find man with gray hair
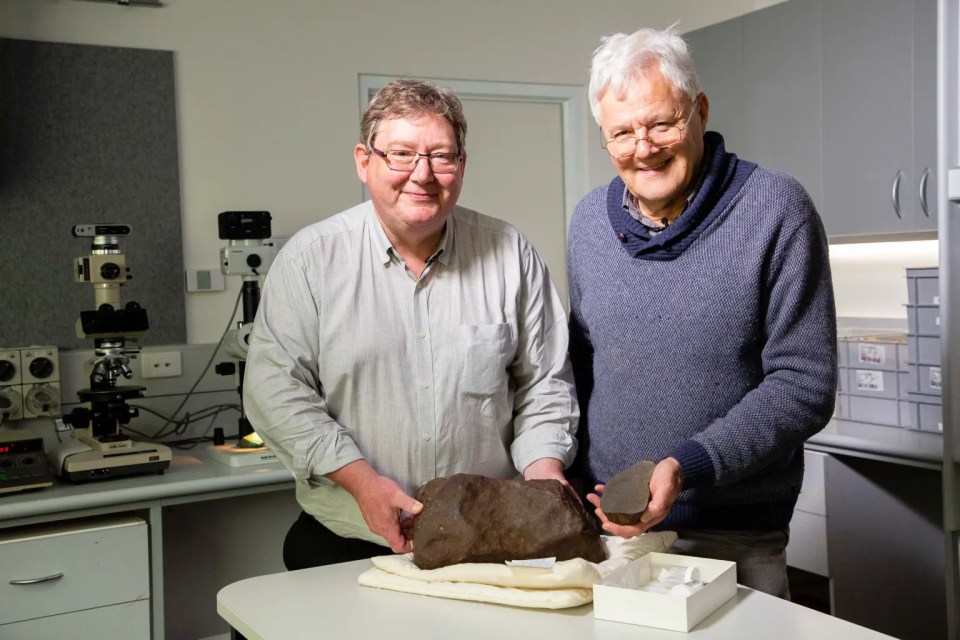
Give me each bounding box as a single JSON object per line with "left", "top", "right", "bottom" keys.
{"left": 568, "top": 28, "right": 837, "bottom": 598}
{"left": 245, "top": 78, "right": 578, "bottom": 569}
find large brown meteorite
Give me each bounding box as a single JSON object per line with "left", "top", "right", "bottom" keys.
{"left": 600, "top": 460, "right": 656, "bottom": 525}
{"left": 412, "top": 474, "right": 605, "bottom": 570}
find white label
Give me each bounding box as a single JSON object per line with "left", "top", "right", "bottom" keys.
{"left": 506, "top": 557, "right": 556, "bottom": 568}
{"left": 934, "top": 296, "right": 940, "bottom": 305}
{"left": 856, "top": 370, "right": 884, "bottom": 392}
{"left": 930, "top": 367, "right": 942, "bottom": 390}
{"left": 858, "top": 343, "right": 885, "bottom": 366}
{"left": 936, "top": 316, "right": 941, "bottom": 326}
{"left": 939, "top": 422, "right": 943, "bottom": 432}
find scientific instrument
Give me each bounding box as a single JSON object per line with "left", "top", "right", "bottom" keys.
{"left": 207, "top": 211, "right": 280, "bottom": 467}
{"left": 57, "top": 223, "right": 172, "bottom": 482}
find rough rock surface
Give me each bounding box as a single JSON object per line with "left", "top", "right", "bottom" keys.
{"left": 412, "top": 474, "right": 605, "bottom": 570}
{"left": 600, "top": 460, "right": 656, "bottom": 525}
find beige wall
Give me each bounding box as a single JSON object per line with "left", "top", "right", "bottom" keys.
{"left": 0, "top": 0, "right": 782, "bottom": 343}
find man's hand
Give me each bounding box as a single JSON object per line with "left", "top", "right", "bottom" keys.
{"left": 523, "top": 457, "right": 568, "bottom": 485}
{"left": 328, "top": 460, "right": 423, "bottom": 553}
{"left": 523, "top": 457, "right": 582, "bottom": 503}
{"left": 586, "top": 457, "right": 683, "bottom": 537}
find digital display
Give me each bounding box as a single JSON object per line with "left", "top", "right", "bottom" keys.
{"left": 0, "top": 438, "right": 42, "bottom": 455}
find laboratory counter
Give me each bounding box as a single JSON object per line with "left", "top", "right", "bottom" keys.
{"left": 0, "top": 450, "right": 297, "bottom": 639}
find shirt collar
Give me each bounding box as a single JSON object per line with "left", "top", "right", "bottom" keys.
{"left": 367, "top": 203, "right": 452, "bottom": 267}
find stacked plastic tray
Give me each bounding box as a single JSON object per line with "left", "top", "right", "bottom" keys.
{"left": 904, "top": 267, "right": 942, "bottom": 433}
{"left": 835, "top": 267, "right": 942, "bottom": 434}
{"left": 836, "top": 334, "right": 911, "bottom": 428}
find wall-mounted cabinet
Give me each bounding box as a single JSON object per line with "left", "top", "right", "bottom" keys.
{"left": 822, "top": 0, "right": 937, "bottom": 236}
{"left": 686, "top": 0, "right": 937, "bottom": 238}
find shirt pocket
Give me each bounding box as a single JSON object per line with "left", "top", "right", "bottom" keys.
{"left": 459, "top": 323, "right": 515, "bottom": 397}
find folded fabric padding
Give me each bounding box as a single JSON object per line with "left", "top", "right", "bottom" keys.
{"left": 357, "top": 531, "right": 678, "bottom": 609}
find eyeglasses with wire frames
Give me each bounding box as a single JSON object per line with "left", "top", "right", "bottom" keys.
{"left": 601, "top": 101, "right": 701, "bottom": 159}
{"left": 369, "top": 146, "right": 463, "bottom": 174}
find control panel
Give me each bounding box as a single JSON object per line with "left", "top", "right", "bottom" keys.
{"left": 0, "top": 433, "right": 54, "bottom": 494}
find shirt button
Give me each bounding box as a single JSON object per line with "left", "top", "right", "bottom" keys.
{"left": 419, "top": 330, "right": 427, "bottom": 339}
{"left": 423, "top": 433, "right": 432, "bottom": 442}
{"left": 421, "top": 382, "right": 429, "bottom": 389}
{"left": 617, "top": 233, "right": 628, "bottom": 242}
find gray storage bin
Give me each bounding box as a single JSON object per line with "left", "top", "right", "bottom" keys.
{"left": 847, "top": 368, "right": 900, "bottom": 399}
{"left": 833, "top": 391, "right": 849, "bottom": 421}
{"left": 906, "top": 304, "right": 941, "bottom": 336}
{"left": 915, "top": 364, "right": 942, "bottom": 395}
{"left": 900, "top": 369, "right": 914, "bottom": 395}
{"left": 841, "top": 336, "right": 908, "bottom": 371}
{"left": 844, "top": 393, "right": 900, "bottom": 426}
{"left": 906, "top": 267, "right": 939, "bottom": 306}
{"left": 907, "top": 334, "right": 941, "bottom": 366}
{"left": 909, "top": 397, "right": 943, "bottom": 433}
{"left": 899, "top": 399, "right": 913, "bottom": 428}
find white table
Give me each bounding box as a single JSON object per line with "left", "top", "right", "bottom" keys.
{"left": 218, "top": 559, "right": 895, "bottom": 640}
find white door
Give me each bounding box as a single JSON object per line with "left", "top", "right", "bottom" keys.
{"left": 457, "top": 98, "right": 568, "bottom": 302}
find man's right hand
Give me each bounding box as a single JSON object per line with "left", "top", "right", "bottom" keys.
{"left": 328, "top": 460, "right": 424, "bottom": 553}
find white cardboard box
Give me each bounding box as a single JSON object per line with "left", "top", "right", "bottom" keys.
{"left": 593, "top": 552, "right": 737, "bottom": 632}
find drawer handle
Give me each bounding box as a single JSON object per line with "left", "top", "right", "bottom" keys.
{"left": 9, "top": 572, "right": 64, "bottom": 585}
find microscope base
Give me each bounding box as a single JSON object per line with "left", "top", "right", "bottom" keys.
{"left": 58, "top": 440, "right": 172, "bottom": 483}
{"left": 205, "top": 443, "right": 280, "bottom": 468}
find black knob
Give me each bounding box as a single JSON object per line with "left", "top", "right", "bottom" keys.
{"left": 29, "top": 357, "right": 55, "bottom": 379}
{"left": 0, "top": 359, "right": 15, "bottom": 382}
{"left": 246, "top": 254, "right": 263, "bottom": 268}
{"left": 215, "top": 362, "right": 237, "bottom": 376}
{"left": 100, "top": 262, "right": 122, "bottom": 280}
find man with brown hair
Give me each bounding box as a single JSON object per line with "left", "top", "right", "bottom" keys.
{"left": 245, "top": 79, "right": 578, "bottom": 569}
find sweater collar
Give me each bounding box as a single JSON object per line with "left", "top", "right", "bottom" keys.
{"left": 606, "top": 131, "right": 756, "bottom": 261}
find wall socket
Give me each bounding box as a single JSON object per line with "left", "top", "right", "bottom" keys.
{"left": 140, "top": 351, "right": 183, "bottom": 379}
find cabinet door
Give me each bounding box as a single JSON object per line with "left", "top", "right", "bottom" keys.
{"left": 821, "top": 0, "right": 914, "bottom": 236}
{"left": 0, "top": 600, "right": 150, "bottom": 640}
{"left": 913, "top": 0, "right": 938, "bottom": 231}
{"left": 686, "top": 17, "right": 747, "bottom": 155}
{"left": 743, "top": 0, "right": 823, "bottom": 212}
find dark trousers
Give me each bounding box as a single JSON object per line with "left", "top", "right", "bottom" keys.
{"left": 283, "top": 510, "right": 389, "bottom": 570}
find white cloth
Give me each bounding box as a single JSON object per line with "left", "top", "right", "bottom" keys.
{"left": 357, "top": 532, "right": 678, "bottom": 609}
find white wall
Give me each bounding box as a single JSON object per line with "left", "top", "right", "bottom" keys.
{"left": 830, "top": 240, "right": 939, "bottom": 320}
{"left": 0, "top": 0, "right": 782, "bottom": 343}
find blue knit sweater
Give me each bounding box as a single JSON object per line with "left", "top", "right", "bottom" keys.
{"left": 568, "top": 133, "right": 837, "bottom": 531}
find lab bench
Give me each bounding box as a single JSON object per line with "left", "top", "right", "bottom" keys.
{"left": 0, "top": 450, "right": 297, "bottom": 640}
{"left": 802, "top": 419, "right": 945, "bottom": 640}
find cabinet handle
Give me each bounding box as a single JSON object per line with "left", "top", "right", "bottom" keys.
{"left": 9, "top": 572, "right": 64, "bottom": 585}
{"left": 919, "top": 167, "right": 931, "bottom": 217}
{"left": 891, "top": 170, "right": 903, "bottom": 219}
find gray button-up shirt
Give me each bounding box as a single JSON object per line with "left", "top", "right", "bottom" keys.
{"left": 244, "top": 200, "right": 578, "bottom": 544}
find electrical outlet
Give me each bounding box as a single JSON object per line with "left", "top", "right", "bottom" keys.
{"left": 141, "top": 351, "right": 183, "bottom": 379}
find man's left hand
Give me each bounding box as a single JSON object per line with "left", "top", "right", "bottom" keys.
{"left": 586, "top": 457, "right": 683, "bottom": 537}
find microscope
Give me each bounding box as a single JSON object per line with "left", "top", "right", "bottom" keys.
{"left": 207, "top": 211, "right": 280, "bottom": 467}
{"left": 56, "top": 224, "right": 172, "bottom": 482}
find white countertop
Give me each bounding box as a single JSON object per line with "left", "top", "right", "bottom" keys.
{"left": 0, "top": 448, "right": 293, "bottom": 524}
{"left": 217, "top": 559, "right": 895, "bottom": 640}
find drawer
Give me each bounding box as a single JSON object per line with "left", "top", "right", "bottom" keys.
{"left": 0, "top": 600, "right": 150, "bottom": 639}
{"left": 787, "top": 510, "right": 829, "bottom": 577}
{"left": 0, "top": 514, "right": 148, "bottom": 625}
{"left": 796, "top": 451, "right": 826, "bottom": 516}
